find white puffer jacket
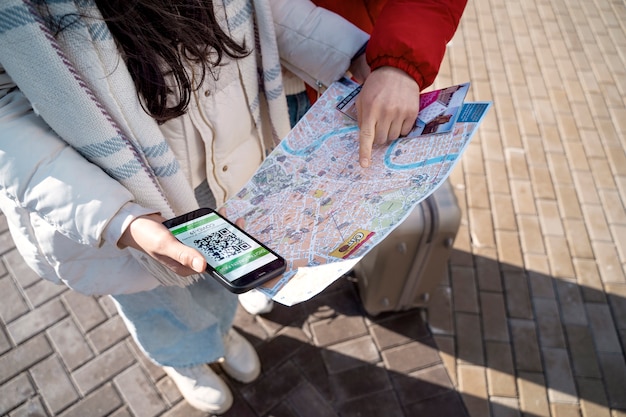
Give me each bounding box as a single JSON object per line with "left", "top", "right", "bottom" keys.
{"left": 0, "top": 0, "right": 367, "bottom": 296}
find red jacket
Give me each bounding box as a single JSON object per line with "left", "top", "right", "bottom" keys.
{"left": 313, "top": 0, "right": 467, "bottom": 90}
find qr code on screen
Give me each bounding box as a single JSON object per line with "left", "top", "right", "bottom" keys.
{"left": 194, "top": 228, "right": 251, "bottom": 262}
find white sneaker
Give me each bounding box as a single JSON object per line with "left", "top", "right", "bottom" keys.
{"left": 219, "top": 329, "right": 261, "bottom": 383}
{"left": 163, "top": 364, "right": 233, "bottom": 414}
{"left": 238, "top": 289, "right": 274, "bottom": 315}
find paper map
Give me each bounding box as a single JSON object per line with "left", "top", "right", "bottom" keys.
{"left": 222, "top": 78, "right": 491, "bottom": 305}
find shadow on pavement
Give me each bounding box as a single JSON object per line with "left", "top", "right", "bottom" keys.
{"left": 214, "top": 249, "right": 626, "bottom": 417}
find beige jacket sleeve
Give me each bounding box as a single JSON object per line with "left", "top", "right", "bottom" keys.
{"left": 270, "top": 0, "right": 369, "bottom": 89}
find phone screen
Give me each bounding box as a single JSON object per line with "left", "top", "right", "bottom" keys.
{"left": 168, "top": 211, "right": 279, "bottom": 283}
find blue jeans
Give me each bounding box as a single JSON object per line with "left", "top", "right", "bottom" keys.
{"left": 112, "top": 278, "right": 238, "bottom": 367}
{"left": 287, "top": 91, "right": 312, "bottom": 128}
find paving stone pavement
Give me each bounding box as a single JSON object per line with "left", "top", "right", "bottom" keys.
{"left": 1, "top": 0, "right": 626, "bottom": 415}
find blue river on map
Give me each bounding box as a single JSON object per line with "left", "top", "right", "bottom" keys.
{"left": 384, "top": 140, "right": 459, "bottom": 170}
{"left": 280, "top": 126, "right": 358, "bottom": 156}
{"left": 280, "top": 124, "right": 459, "bottom": 171}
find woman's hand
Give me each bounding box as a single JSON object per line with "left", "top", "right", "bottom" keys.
{"left": 118, "top": 213, "right": 207, "bottom": 276}
{"left": 118, "top": 209, "right": 246, "bottom": 277}
{"left": 348, "top": 50, "right": 371, "bottom": 84}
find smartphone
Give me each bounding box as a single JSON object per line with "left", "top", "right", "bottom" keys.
{"left": 163, "top": 207, "right": 286, "bottom": 294}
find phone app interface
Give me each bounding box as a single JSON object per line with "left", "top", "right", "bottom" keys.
{"left": 169, "top": 213, "right": 278, "bottom": 282}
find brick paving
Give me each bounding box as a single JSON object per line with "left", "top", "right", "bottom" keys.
{"left": 1, "top": 0, "right": 625, "bottom": 415}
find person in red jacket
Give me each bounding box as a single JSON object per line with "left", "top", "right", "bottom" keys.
{"left": 241, "top": 0, "right": 468, "bottom": 316}
{"left": 315, "top": 0, "right": 468, "bottom": 168}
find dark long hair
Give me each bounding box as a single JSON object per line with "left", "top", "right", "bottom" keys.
{"left": 94, "top": 0, "right": 249, "bottom": 123}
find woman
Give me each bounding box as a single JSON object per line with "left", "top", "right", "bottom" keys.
{"left": 0, "top": 0, "right": 368, "bottom": 413}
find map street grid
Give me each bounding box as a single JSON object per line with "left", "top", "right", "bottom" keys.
{"left": 222, "top": 78, "right": 492, "bottom": 305}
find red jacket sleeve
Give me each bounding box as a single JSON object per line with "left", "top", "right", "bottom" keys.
{"left": 367, "top": 0, "right": 468, "bottom": 89}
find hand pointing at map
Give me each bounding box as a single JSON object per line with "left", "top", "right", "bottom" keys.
{"left": 321, "top": 0, "right": 468, "bottom": 169}
{"left": 354, "top": 66, "right": 421, "bottom": 168}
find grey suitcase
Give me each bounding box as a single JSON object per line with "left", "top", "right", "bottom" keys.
{"left": 353, "top": 179, "right": 461, "bottom": 316}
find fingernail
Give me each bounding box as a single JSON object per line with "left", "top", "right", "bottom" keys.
{"left": 192, "top": 258, "right": 204, "bottom": 272}
{"left": 360, "top": 158, "right": 370, "bottom": 168}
